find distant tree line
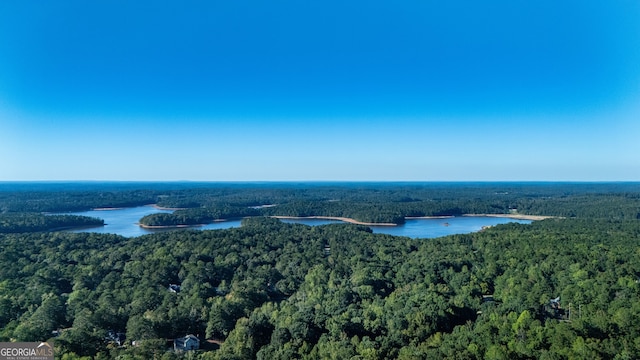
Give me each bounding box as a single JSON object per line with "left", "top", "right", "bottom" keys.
{"left": 0, "top": 190, "right": 157, "bottom": 212}
{"left": 2, "top": 182, "right": 639, "bottom": 219}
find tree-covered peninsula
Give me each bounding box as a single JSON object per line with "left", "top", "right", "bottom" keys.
{"left": 0, "top": 213, "right": 104, "bottom": 233}
{"left": 139, "top": 207, "right": 260, "bottom": 228}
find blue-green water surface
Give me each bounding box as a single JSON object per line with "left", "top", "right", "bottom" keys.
{"left": 55, "top": 206, "right": 531, "bottom": 238}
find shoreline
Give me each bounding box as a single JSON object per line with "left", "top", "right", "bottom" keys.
{"left": 138, "top": 223, "right": 205, "bottom": 229}
{"left": 137, "top": 213, "right": 553, "bottom": 229}
{"left": 50, "top": 224, "right": 106, "bottom": 231}
{"left": 138, "top": 217, "right": 243, "bottom": 229}
{"left": 462, "top": 213, "right": 555, "bottom": 221}
{"left": 271, "top": 215, "right": 398, "bottom": 227}
{"left": 405, "top": 215, "right": 455, "bottom": 220}
{"left": 149, "top": 204, "right": 187, "bottom": 211}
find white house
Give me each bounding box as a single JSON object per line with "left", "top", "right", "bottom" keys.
{"left": 174, "top": 334, "right": 200, "bottom": 351}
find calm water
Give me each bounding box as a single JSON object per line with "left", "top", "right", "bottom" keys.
{"left": 281, "top": 217, "right": 531, "bottom": 237}
{"left": 371, "top": 216, "right": 531, "bottom": 238}
{"left": 55, "top": 206, "right": 531, "bottom": 238}
{"left": 54, "top": 206, "right": 174, "bottom": 237}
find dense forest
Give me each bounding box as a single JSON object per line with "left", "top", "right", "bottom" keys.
{"left": 0, "top": 213, "right": 104, "bottom": 233}
{"left": 0, "top": 182, "right": 639, "bottom": 359}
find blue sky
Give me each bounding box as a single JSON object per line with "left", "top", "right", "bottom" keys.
{"left": 1, "top": 1, "right": 639, "bottom": 181}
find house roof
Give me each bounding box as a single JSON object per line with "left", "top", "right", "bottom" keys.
{"left": 175, "top": 334, "right": 199, "bottom": 347}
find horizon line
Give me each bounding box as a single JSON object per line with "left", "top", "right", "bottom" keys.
{"left": 1, "top": 180, "right": 638, "bottom": 184}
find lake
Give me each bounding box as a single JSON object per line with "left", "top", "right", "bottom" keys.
{"left": 54, "top": 206, "right": 174, "bottom": 237}
{"left": 55, "top": 206, "right": 532, "bottom": 238}
{"left": 279, "top": 217, "right": 531, "bottom": 238}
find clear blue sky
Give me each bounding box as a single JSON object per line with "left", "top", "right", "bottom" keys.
{"left": 1, "top": 1, "right": 639, "bottom": 181}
